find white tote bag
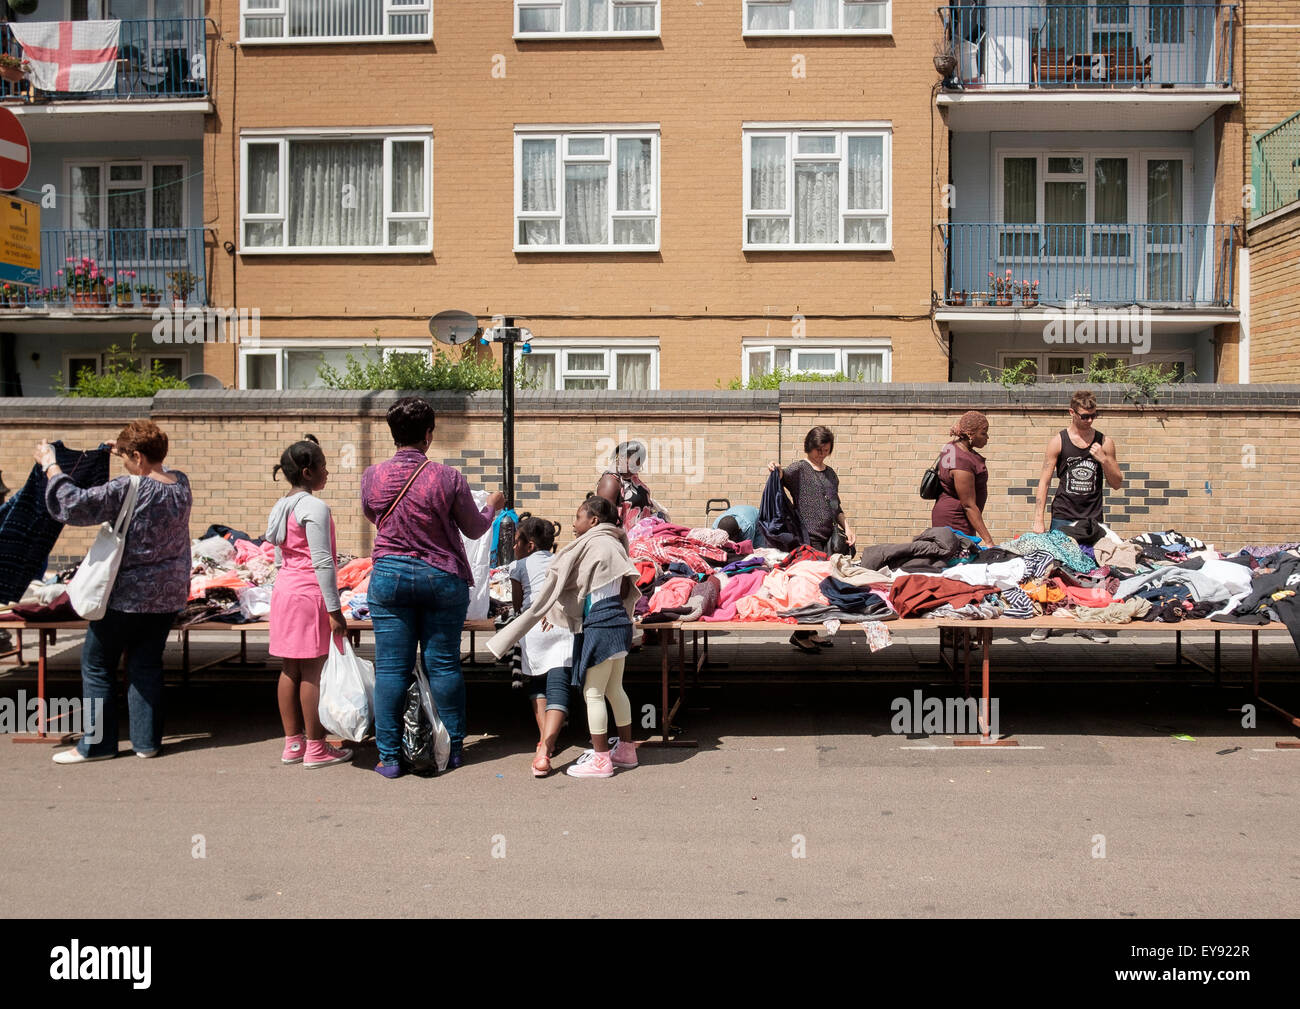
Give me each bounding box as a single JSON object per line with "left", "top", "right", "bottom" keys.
{"left": 461, "top": 489, "right": 492, "bottom": 620}
{"left": 67, "top": 476, "right": 141, "bottom": 621}
{"left": 318, "top": 636, "right": 376, "bottom": 742}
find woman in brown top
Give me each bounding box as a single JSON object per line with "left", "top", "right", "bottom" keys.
{"left": 930, "top": 411, "right": 993, "bottom": 544}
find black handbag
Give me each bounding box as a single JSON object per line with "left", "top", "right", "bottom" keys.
{"left": 826, "top": 523, "right": 855, "bottom": 558}
{"left": 919, "top": 450, "right": 946, "bottom": 500}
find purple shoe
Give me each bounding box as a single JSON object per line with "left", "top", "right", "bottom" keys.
{"left": 374, "top": 760, "right": 403, "bottom": 779}
{"left": 446, "top": 744, "right": 464, "bottom": 770}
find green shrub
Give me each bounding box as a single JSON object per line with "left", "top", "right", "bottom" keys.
{"left": 722, "top": 368, "right": 856, "bottom": 390}
{"left": 317, "top": 342, "right": 539, "bottom": 391}
{"left": 56, "top": 340, "right": 189, "bottom": 398}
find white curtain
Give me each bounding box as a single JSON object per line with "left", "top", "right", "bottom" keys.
{"left": 153, "top": 164, "right": 184, "bottom": 227}
{"left": 522, "top": 353, "right": 557, "bottom": 390}
{"left": 289, "top": 0, "right": 382, "bottom": 38}
{"left": 566, "top": 0, "right": 608, "bottom": 31}
{"left": 846, "top": 136, "right": 883, "bottom": 209}
{"left": 616, "top": 353, "right": 653, "bottom": 390}
{"left": 795, "top": 162, "right": 838, "bottom": 243}
{"left": 793, "top": 0, "right": 838, "bottom": 29}
{"left": 748, "top": 137, "right": 788, "bottom": 243}
{"left": 613, "top": 2, "right": 656, "bottom": 30}
{"left": 565, "top": 163, "right": 608, "bottom": 244}
{"left": 288, "top": 140, "right": 383, "bottom": 247}
{"left": 520, "top": 140, "right": 557, "bottom": 244}
{"left": 844, "top": 1, "right": 886, "bottom": 29}
{"left": 71, "top": 167, "right": 102, "bottom": 229}
{"left": 747, "top": 2, "right": 789, "bottom": 30}
{"left": 1002, "top": 157, "right": 1036, "bottom": 222}
{"left": 616, "top": 138, "right": 652, "bottom": 211}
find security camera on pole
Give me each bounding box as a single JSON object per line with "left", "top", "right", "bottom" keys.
{"left": 429, "top": 310, "right": 532, "bottom": 512}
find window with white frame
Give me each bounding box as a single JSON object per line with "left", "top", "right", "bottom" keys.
{"left": 241, "top": 131, "right": 432, "bottom": 252}
{"left": 744, "top": 127, "right": 890, "bottom": 248}
{"left": 515, "top": 128, "right": 659, "bottom": 251}
{"left": 998, "top": 151, "right": 1190, "bottom": 262}
{"left": 517, "top": 342, "right": 659, "bottom": 390}
{"left": 515, "top": 0, "right": 659, "bottom": 36}
{"left": 742, "top": 340, "right": 891, "bottom": 383}
{"left": 64, "top": 349, "right": 189, "bottom": 384}
{"left": 996, "top": 350, "right": 1193, "bottom": 382}
{"left": 744, "top": 0, "right": 889, "bottom": 34}
{"left": 240, "top": 0, "right": 431, "bottom": 43}
{"left": 239, "top": 343, "right": 430, "bottom": 389}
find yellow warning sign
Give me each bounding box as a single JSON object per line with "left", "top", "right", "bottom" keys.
{"left": 0, "top": 195, "right": 39, "bottom": 286}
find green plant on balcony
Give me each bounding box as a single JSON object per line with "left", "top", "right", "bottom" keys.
{"left": 113, "top": 270, "right": 137, "bottom": 307}
{"left": 1015, "top": 278, "right": 1040, "bottom": 307}
{"left": 989, "top": 269, "right": 1015, "bottom": 306}
{"left": 0, "top": 52, "right": 32, "bottom": 85}
{"left": 166, "top": 269, "right": 198, "bottom": 305}
{"left": 55, "top": 337, "right": 190, "bottom": 398}
{"left": 136, "top": 281, "right": 163, "bottom": 307}
{"left": 63, "top": 256, "right": 110, "bottom": 308}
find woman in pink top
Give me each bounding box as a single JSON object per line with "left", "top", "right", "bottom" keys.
{"left": 265, "top": 436, "right": 352, "bottom": 770}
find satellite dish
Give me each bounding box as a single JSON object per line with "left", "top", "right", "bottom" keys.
{"left": 183, "top": 373, "right": 225, "bottom": 390}
{"left": 430, "top": 310, "right": 481, "bottom": 346}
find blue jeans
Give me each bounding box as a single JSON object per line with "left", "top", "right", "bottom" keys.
{"left": 78, "top": 609, "right": 176, "bottom": 757}
{"left": 528, "top": 665, "right": 573, "bottom": 714}
{"left": 368, "top": 555, "right": 470, "bottom": 764}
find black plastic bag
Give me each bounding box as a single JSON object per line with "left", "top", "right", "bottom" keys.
{"left": 401, "top": 681, "right": 438, "bottom": 776}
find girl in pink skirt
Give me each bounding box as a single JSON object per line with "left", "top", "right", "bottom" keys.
{"left": 265, "top": 436, "right": 352, "bottom": 769}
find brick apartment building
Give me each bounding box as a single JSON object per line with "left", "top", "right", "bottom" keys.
{"left": 0, "top": 2, "right": 1289, "bottom": 392}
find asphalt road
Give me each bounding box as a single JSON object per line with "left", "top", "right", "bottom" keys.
{"left": 1, "top": 628, "right": 1297, "bottom": 918}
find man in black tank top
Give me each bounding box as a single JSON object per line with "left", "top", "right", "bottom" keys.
{"left": 1030, "top": 390, "right": 1123, "bottom": 642}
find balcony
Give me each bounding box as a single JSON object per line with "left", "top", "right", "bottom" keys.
{"left": 2, "top": 228, "right": 207, "bottom": 319}
{"left": 937, "top": 221, "right": 1238, "bottom": 330}
{"left": 936, "top": 4, "right": 1238, "bottom": 131}
{"left": 1250, "top": 112, "right": 1300, "bottom": 223}
{"left": 0, "top": 18, "right": 211, "bottom": 142}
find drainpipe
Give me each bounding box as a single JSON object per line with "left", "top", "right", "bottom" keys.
{"left": 1238, "top": 246, "right": 1249, "bottom": 383}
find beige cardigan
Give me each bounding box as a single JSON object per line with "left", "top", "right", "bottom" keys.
{"left": 487, "top": 523, "right": 640, "bottom": 659}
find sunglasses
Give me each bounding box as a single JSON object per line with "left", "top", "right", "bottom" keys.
{"left": 1074, "top": 411, "right": 1098, "bottom": 421}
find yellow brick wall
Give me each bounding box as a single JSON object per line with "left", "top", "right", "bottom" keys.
{"left": 201, "top": 1, "right": 949, "bottom": 387}
{"left": 1246, "top": 208, "right": 1300, "bottom": 380}
{"left": 5, "top": 398, "right": 1297, "bottom": 568}
{"left": 1243, "top": 0, "right": 1300, "bottom": 185}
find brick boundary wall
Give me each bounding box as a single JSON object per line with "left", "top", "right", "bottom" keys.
{"left": 2, "top": 385, "right": 1297, "bottom": 567}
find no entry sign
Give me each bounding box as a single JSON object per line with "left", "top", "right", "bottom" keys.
{"left": 0, "top": 108, "right": 31, "bottom": 192}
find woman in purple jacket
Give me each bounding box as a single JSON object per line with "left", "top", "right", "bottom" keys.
{"left": 361, "top": 397, "right": 504, "bottom": 778}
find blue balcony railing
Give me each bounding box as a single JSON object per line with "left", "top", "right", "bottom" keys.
{"left": 0, "top": 18, "right": 208, "bottom": 101}
{"left": 2, "top": 228, "right": 207, "bottom": 310}
{"left": 1251, "top": 111, "right": 1300, "bottom": 220}
{"left": 938, "top": 4, "right": 1236, "bottom": 89}
{"left": 939, "top": 222, "right": 1235, "bottom": 308}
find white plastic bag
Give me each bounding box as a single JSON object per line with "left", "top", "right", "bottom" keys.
{"left": 413, "top": 654, "right": 451, "bottom": 772}
{"left": 238, "top": 585, "right": 272, "bottom": 620}
{"left": 461, "top": 489, "right": 492, "bottom": 620}
{"left": 68, "top": 476, "right": 140, "bottom": 620}
{"left": 318, "top": 637, "right": 375, "bottom": 742}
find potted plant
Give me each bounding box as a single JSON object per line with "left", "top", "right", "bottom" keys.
{"left": 1018, "top": 279, "right": 1040, "bottom": 308}
{"left": 67, "top": 256, "right": 109, "bottom": 308}
{"left": 166, "top": 269, "right": 197, "bottom": 307}
{"left": 970, "top": 290, "right": 990, "bottom": 307}
{"left": 933, "top": 40, "right": 957, "bottom": 80}
{"left": 0, "top": 53, "right": 31, "bottom": 86}
{"left": 138, "top": 281, "right": 163, "bottom": 308}
{"left": 990, "top": 269, "right": 1015, "bottom": 306}
{"left": 947, "top": 288, "right": 968, "bottom": 306}
{"left": 114, "top": 270, "right": 136, "bottom": 307}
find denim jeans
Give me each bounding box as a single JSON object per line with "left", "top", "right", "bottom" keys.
{"left": 78, "top": 609, "right": 176, "bottom": 758}
{"left": 529, "top": 664, "right": 573, "bottom": 713}
{"left": 368, "top": 555, "right": 470, "bottom": 764}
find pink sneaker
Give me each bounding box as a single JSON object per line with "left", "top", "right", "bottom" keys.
{"left": 281, "top": 734, "right": 305, "bottom": 764}
{"left": 304, "top": 739, "right": 353, "bottom": 769}
{"left": 565, "top": 749, "right": 614, "bottom": 778}
{"left": 610, "top": 740, "right": 638, "bottom": 769}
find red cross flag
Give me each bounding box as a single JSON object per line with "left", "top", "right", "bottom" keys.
{"left": 10, "top": 20, "right": 120, "bottom": 93}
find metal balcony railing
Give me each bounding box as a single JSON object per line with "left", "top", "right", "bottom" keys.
{"left": 938, "top": 4, "right": 1236, "bottom": 90}
{"left": 1251, "top": 111, "right": 1300, "bottom": 220}
{"left": 2, "top": 228, "right": 207, "bottom": 310}
{"left": 0, "top": 18, "right": 208, "bottom": 101}
{"left": 939, "top": 222, "right": 1235, "bottom": 307}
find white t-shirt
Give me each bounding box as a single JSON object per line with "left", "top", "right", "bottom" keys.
{"left": 509, "top": 551, "right": 573, "bottom": 677}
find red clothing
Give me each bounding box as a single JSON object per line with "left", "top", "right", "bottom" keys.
{"left": 889, "top": 574, "right": 997, "bottom": 618}
{"left": 930, "top": 441, "right": 988, "bottom": 536}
